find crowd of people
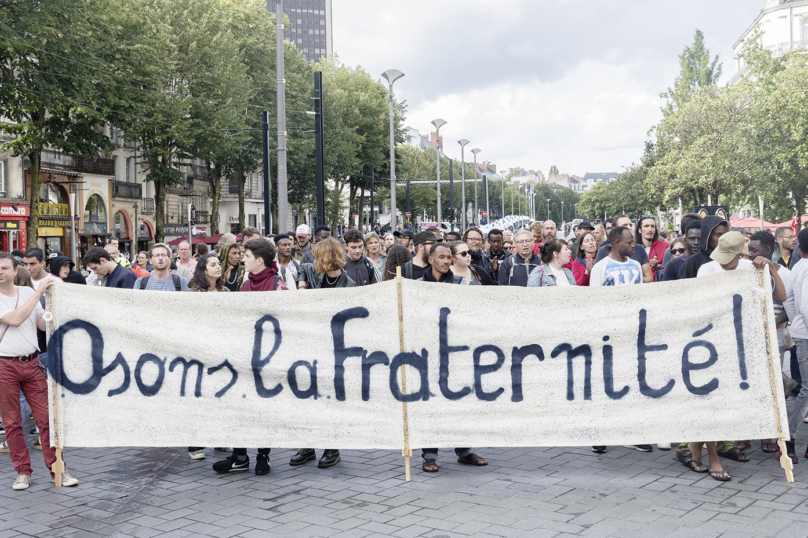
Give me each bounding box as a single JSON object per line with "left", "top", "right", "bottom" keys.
{"left": 0, "top": 214, "right": 805, "bottom": 489}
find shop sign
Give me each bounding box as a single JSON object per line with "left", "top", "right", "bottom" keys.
{"left": 0, "top": 203, "right": 29, "bottom": 217}
{"left": 39, "top": 217, "right": 71, "bottom": 228}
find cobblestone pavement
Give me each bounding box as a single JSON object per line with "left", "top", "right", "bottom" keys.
{"left": 1, "top": 423, "right": 807, "bottom": 538}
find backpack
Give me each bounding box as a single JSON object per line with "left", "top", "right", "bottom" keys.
{"left": 139, "top": 274, "right": 182, "bottom": 291}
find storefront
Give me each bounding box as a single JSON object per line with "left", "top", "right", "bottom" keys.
{"left": 79, "top": 176, "right": 111, "bottom": 260}
{"left": 138, "top": 220, "right": 154, "bottom": 253}
{"left": 38, "top": 182, "right": 70, "bottom": 257}
{"left": 113, "top": 210, "right": 132, "bottom": 255}
{"left": 0, "top": 203, "right": 29, "bottom": 252}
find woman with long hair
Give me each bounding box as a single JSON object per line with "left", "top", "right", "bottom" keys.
{"left": 527, "top": 239, "right": 576, "bottom": 287}
{"left": 449, "top": 241, "right": 494, "bottom": 285}
{"left": 571, "top": 231, "right": 598, "bottom": 286}
{"left": 364, "top": 232, "right": 386, "bottom": 272}
{"left": 382, "top": 245, "right": 412, "bottom": 281}
{"left": 189, "top": 253, "right": 228, "bottom": 292}
{"left": 219, "top": 242, "right": 244, "bottom": 292}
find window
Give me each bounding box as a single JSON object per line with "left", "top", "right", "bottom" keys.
{"left": 803, "top": 17, "right": 808, "bottom": 40}
{"left": 0, "top": 161, "right": 5, "bottom": 195}
{"left": 84, "top": 194, "right": 107, "bottom": 234}
{"left": 126, "top": 157, "right": 133, "bottom": 182}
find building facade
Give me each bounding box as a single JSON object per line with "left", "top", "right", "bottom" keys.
{"left": 267, "top": 0, "right": 333, "bottom": 63}
{"left": 731, "top": 0, "right": 808, "bottom": 84}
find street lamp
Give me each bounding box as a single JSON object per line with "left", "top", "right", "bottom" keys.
{"left": 575, "top": 203, "right": 578, "bottom": 219}
{"left": 483, "top": 160, "right": 491, "bottom": 222}
{"left": 458, "top": 139, "right": 469, "bottom": 230}
{"left": 382, "top": 69, "right": 404, "bottom": 231}
{"left": 431, "top": 119, "right": 447, "bottom": 223}
{"left": 547, "top": 198, "right": 550, "bottom": 220}
{"left": 471, "top": 148, "right": 481, "bottom": 225}
{"left": 561, "top": 201, "right": 564, "bottom": 225}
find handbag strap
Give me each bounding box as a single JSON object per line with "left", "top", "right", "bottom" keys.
{"left": 0, "top": 289, "right": 20, "bottom": 345}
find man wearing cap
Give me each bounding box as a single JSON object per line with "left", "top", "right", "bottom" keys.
{"left": 570, "top": 221, "right": 595, "bottom": 259}
{"left": 401, "top": 231, "right": 442, "bottom": 281}
{"left": 300, "top": 226, "right": 331, "bottom": 265}
{"left": 292, "top": 224, "right": 312, "bottom": 261}
{"left": 684, "top": 231, "right": 786, "bottom": 479}
{"left": 394, "top": 229, "right": 414, "bottom": 255}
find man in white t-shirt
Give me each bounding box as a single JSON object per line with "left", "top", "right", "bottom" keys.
{"left": 588, "top": 226, "right": 652, "bottom": 454}
{"left": 0, "top": 253, "right": 78, "bottom": 490}
{"left": 590, "top": 226, "right": 643, "bottom": 287}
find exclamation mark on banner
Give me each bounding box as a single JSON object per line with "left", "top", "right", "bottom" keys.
{"left": 733, "top": 294, "right": 749, "bottom": 390}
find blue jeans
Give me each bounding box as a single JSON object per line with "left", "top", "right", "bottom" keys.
{"left": 788, "top": 339, "right": 808, "bottom": 438}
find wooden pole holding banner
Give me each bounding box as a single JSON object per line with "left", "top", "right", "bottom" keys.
{"left": 395, "top": 267, "right": 412, "bottom": 481}
{"left": 758, "top": 267, "right": 794, "bottom": 483}
{"left": 44, "top": 288, "right": 65, "bottom": 486}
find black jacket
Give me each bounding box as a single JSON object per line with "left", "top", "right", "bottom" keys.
{"left": 682, "top": 216, "right": 728, "bottom": 279}
{"left": 344, "top": 255, "right": 380, "bottom": 286}
{"left": 401, "top": 260, "right": 429, "bottom": 280}
{"left": 470, "top": 250, "right": 493, "bottom": 281}
{"left": 418, "top": 267, "right": 465, "bottom": 284}
{"left": 299, "top": 263, "right": 356, "bottom": 289}
{"left": 49, "top": 256, "right": 86, "bottom": 285}
{"left": 106, "top": 263, "right": 137, "bottom": 289}
{"left": 498, "top": 252, "right": 542, "bottom": 287}
{"left": 484, "top": 248, "right": 511, "bottom": 283}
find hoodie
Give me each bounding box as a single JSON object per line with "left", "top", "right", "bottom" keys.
{"left": 681, "top": 216, "right": 728, "bottom": 280}
{"left": 49, "top": 256, "right": 86, "bottom": 285}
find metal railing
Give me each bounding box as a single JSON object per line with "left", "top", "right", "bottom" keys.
{"left": 24, "top": 149, "right": 115, "bottom": 176}
{"left": 185, "top": 165, "right": 207, "bottom": 180}
{"left": 195, "top": 210, "right": 210, "bottom": 224}
{"left": 766, "top": 38, "right": 808, "bottom": 57}
{"left": 40, "top": 203, "right": 69, "bottom": 216}
{"left": 112, "top": 180, "right": 142, "bottom": 199}
{"left": 142, "top": 197, "right": 155, "bottom": 214}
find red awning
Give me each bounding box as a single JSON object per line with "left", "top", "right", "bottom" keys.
{"left": 729, "top": 217, "right": 779, "bottom": 231}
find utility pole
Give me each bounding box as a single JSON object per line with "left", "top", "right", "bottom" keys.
{"left": 406, "top": 180, "right": 411, "bottom": 226}
{"left": 314, "top": 72, "right": 325, "bottom": 226}
{"left": 262, "top": 110, "right": 271, "bottom": 235}
{"left": 369, "top": 162, "right": 374, "bottom": 230}
{"left": 483, "top": 174, "right": 490, "bottom": 223}
{"left": 449, "top": 158, "right": 454, "bottom": 230}
{"left": 276, "top": 2, "right": 288, "bottom": 233}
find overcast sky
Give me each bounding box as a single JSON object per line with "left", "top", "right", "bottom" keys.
{"left": 333, "top": 0, "right": 766, "bottom": 177}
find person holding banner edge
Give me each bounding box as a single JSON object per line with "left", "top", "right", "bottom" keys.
{"left": 0, "top": 253, "right": 78, "bottom": 490}
{"left": 417, "top": 242, "right": 487, "bottom": 472}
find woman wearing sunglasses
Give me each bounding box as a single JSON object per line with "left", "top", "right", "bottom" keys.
{"left": 449, "top": 241, "right": 494, "bottom": 285}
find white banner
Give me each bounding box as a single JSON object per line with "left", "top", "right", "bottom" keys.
{"left": 46, "top": 267, "right": 788, "bottom": 449}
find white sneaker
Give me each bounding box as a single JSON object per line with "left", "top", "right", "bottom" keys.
{"left": 657, "top": 443, "right": 672, "bottom": 450}
{"left": 12, "top": 474, "right": 30, "bottom": 490}
{"left": 803, "top": 416, "right": 808, "bottom": 424}
{"left": 188, "top": 450, "right": 206, "bottom": 460}
{"left": 0, "top": 441, "right": 8, "bottom": 453}
{"left": 52, "top": 472, "right": 79, "bottom": 487}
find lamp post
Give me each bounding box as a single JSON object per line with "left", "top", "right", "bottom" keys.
{"left": 471, "top": 148, "right": 481, "bottom": 225}
{"left": 483, "top": 160, "right": 491, "bottom": 221}
{"left": 458, "top": 139, "right": 469, "bottom": 230}
{"left": 382, "top": 69, "right": 404, "bottom": 231}
{"left": 575, "top": 203, "right": 578, "bottom": 219}
{"left": 431, "top": 119, "right": 446, "bottom": 222}
{"left": 547, "top": 198, "right": 550, "bottom": 220}
{"left": 561, "top": 201, "right": 564, "bottom": 225}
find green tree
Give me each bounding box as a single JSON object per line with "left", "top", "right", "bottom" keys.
{"left": 549, "top": 165, "right": 559, "bottom": 175}
{"left": 661, "top": 29, "right": 722, "bottom": 117}
{"left": 0, "top": 0, "right": 164, "bottom": 246}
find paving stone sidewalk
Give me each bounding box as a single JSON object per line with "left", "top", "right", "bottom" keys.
{"left": 0, "top": 425, "right": 806, "bottom": 538}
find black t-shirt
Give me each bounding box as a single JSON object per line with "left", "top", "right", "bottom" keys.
{"left": 411, "top": 264, "right": 427, "bottom": 281}
{"left": 320, "top": 276, "right": 337, "bottom": 289}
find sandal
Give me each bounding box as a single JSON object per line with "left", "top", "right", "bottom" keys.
{"left": 734, "top": 440, "right": 752, "bottom": 451}
{"left": 457, "top": 452, "right": 488, "bottom": 466}
{"left": 709, "top": 469, "right": 731, "bottom": 482}
{"left": 719, "top": 447, "right": 749, "bottom": 462}
{"left": 686, "top": 459, "right": 709, "bottom": 473}
{"left": 762, "top": 441, "right": 778, "bottom": 454}
{"left": 676, "top": 449, "right": 692, "bottom": 466}
{"left": 422, "top": 458, "right": 438, "bottom": 473}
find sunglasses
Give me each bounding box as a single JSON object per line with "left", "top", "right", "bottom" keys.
{"left": 671, "top": 248, "right": 686, "bottom": 255}
{"left": 456, "top": 251, "right": 470, "bottom": 257}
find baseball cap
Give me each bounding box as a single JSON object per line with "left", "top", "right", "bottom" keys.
{"left": 413, "top": 230, "right": 438, "bottom": 246}
{"left": 48, "top": 251, "right": 63, "bottom": 260}
{"left": 710, "top": 231, "right": 746, "bottom": 265}
{"left": 295, "top": 224, "right": 311, "bottom": 236}
{"left": 578, "top": 221, "right": 594, "bottom": 230}
{"left": 394, "top": 229, "right": 414, "bottom": 240}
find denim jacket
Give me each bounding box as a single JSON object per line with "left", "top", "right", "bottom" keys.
{"left": 526, "top": 264, "right": 576, "bottom": 287}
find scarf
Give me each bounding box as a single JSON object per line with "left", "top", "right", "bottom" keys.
{"left": 243, "top": 263, "right": 280, "bottom": 292}
{"left": 469, "top": 249, "right": 485, "bottom": 268}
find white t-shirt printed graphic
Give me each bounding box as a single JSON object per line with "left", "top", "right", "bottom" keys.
{"left": 590, "top": 258, "right": 643, "bottom": 287}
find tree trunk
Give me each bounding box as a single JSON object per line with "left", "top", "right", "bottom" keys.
{"left": 26, "top": 149, "right": 42, "bottom": 248}
{"left": 208, "top": 161, "right": 221, "bottom": 236}
{"left": 348, "top": 182, "right": 357, "bottom": 228}
{"left": 237, "top": 169, "right": 246, "bottom": 231}
{"left": 154, "top": 177, "right": 166, "bottom": 243}
{"left": 358, "top": 189, "right": 365, "bottom": 230}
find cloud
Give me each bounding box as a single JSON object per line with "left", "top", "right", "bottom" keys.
{"left": 333, "top": 0, "right": 764, "bottom": 174}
